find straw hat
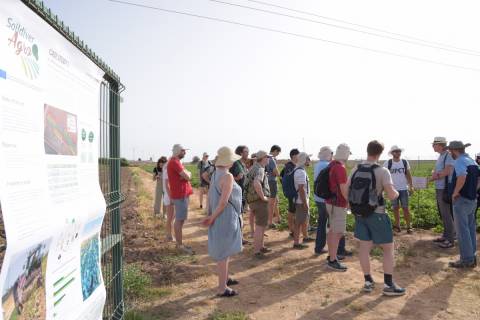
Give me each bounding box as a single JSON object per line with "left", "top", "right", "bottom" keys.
{"left": 255, "top": 150, "right": 268, "bottom": 160}
{"left": 215, "top": 146, "right": 240, "bottom": 167}
{"left": 388, "top": 145, "right": 404, "bottom": 155}
{"left": 432, "top": 137, "right": 447, "bottom": 145}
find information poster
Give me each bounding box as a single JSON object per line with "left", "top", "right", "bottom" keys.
{"left": 0, "top": 1, "right": 107, "bottom": 319}
{"left": 412, "top": 177, "right": 428, "bottom": 190}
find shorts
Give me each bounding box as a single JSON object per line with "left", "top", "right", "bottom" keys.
{"left": 200, "top": 179, "right": 209, "bottom": 188}
{"left": 354, "top": 213, "right": 393, "bottom": 245}
{"left": 287, "top": 197, "right": 296, "bottom": 213}
{"left": 326, "top": 204, "right": 347, "bottom": 233}
{"left": 268, "top": 180, "right": 278, "bottom": 198}
{"left": 173, "top": 197, "right": 189, "bottom": 221}
{"left": 295, "top": 204, "right": 309, "bottom": 225}
{"left": 163, "top": 191, "right": 171, "bottom": 206}
{"left": 250, "top": 200, "right": 269, "bottom": 227}
{"left": 392, "top": 190, "right": 409, "bottom": 209}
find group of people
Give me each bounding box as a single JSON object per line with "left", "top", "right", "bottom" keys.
{"left": 152, "top": 138, "right": 480, "bottom": 298}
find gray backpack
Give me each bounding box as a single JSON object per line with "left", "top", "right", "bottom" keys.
{"left": 348, "top": 164, "right": 384, "bottom": 217}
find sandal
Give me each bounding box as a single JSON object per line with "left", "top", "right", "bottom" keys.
{"left": 433, "top": 237, "right": 446, "bottom": 243}
{"left": 227, "top": 278, "right": 239, "bottom": 286}
{"left": 260, "top": 247, "right": 272, "bottom": 253}
{"left": 438, "top": 240, "right": 454, "bottom": 249}
{"left": 393, "top": 226, "right": 401, "bottom": 233}
{"left": 254, "top": 252, "right": 267, "bottom": 259}
{"left": 217, "top": 288, "right": 238, "bottom": 297}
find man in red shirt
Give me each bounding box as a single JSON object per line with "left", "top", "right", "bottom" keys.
{"left": 167, "top": 144, "right": 194, "bottom": 254}
{"left": 325, "top": 143, "right": 351, "bottom": 272}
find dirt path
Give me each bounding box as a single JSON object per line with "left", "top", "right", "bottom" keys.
{"left": 126, "top": 167, "right": 480, "bottom": 320}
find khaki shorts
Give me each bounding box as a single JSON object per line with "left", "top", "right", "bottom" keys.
{"left": 250, "top": 200, "right": 269, "bottom": 227}
{"left": 326, "top": 204, "right": 347, "bottom": 234}
{"left": 295, "top": 204, "right": 309, "bottom": 226}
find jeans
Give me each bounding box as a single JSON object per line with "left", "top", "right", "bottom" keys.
{"left": 315, "top": 202, "right": 346, "bottom": 254}
{"left": 453, "top": 196, "right": 477, "bottom": 263}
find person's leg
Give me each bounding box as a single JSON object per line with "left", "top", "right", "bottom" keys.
{"left": 274, "top": 197, "right": 281, "bottom": 224}
{"left": 468, "top": 206, "right": 477, "bottom": 260}
{"left": 217, "top": 258, "right": 228, "bottom": 293}
{"left": 249, "top": 210, "right": 255, "bottom": 237}
{"left": 302, "top": 222, "right": 308, "bottom": 238}
{"left": 154, "top": 183, "right": 162, "bottom": 215}
{"left": 166, "top": 205, "right": 174, "bottom": 239}
{"left": 174, "top": 219, "right": 184, "bottom": 246}
{"left": 315, "top": 202, "right": 328, "bottom": 253}
{"left": 293, "top": 221, "right": 301, "bottom": 245}
{"left": 268, "top": 198, "right": 275, "bottom": 226}
{"left": 327, "top": 231, "right": 341, "bottom": 261}
{"left": 288, "top": 212, "right": 294, "bottom": 233}
{"left": 403, "top": 207, "right": 411, "bottom": 229}
{"left": 254, "top": 225, "right": 265, "bottom": 253}
{"left": 393, "top": 206, "right": 401, "bottom": 229}
{"left": 358, "top": 240, "right": 373, "bottom": 275}
{"left": 381, "top": 242, "right": 395, "bottom": 275}
{"left": 199, "top": 187, "right": 205, "bottom": 209}
{"left": 437, "top": 190, "right": 455, "bottom": 242}
{"left": 338, "top": 236, "right": 347, "bottom": 255}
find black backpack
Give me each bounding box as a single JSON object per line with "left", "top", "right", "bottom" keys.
{"left": 314, "top": 163, "right": 336, "bottom": 200}
{"left": 348, "top": 164, "right": 384, "bottom": 217}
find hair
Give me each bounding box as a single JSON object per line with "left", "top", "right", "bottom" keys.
{"left": 270, "top": 145, "right": 281, "bottom": 153}
{"left": 156, "top": 156, "right": 167, "bottom": 170}
{"left": 367, "top": 140, "right": 385, "bottom": 157}
{"left": 289, "top": 148, "right": 300, "bottom": 159}
{"left": 235, "top": 145, "right": 248, "bottom": 156}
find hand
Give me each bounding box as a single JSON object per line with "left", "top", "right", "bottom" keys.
{"left": 263, "top": 196, "right": 269, "bottom": 202}
{"left": 452, "top": 192, "right": 460, "bottom": 202}
{"left": 202, "top": 216, "right": 215, "bottom": 227}
{"left": 409, "top": 186, "right": 415, "bottom": 194}
{"left": 302, "top": 202, "right": 309, "bottom": 211}
{"left": 238, "top": 172, "right": 244, "bottom": 179}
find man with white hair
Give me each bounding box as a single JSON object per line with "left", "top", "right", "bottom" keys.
{"left": 325, "top": 144, "right": 351, "bottom": 271}
{"left": 293, "top": 152, "right": 311, "bottom": 249}
{"left": 167, "top": 144, "right": 194, "bottom": 254}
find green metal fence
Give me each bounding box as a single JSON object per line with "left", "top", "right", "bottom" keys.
{"left": 21, "top": 1, "right": 126, "bottom": 319}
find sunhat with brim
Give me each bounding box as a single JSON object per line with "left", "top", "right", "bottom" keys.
{"left": 388, "top": 145, "right": 404, "bottom": 155}
{"left": 447, "top": 141, "right": 471, "bottom": 150}
{"left": 432, "top": 137, "right": 447, "bottom": 145}
{"left": 255, "top": 150, "right": 268, "bottom": 160}
{"left": 172, "top": 144, "right": 188, "bottom": 156}
{"left": 215, "top": 146, "right": 240, "bottom": 167}
{"left": 202, "top": 152, "right": 209, "bottom": 157}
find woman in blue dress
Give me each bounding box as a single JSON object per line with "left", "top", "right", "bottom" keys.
{"left": 203, "top": 147, "right": 243, "bottom": 297}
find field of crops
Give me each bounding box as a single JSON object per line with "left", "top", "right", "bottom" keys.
{"left": 138, "top": 160, "right": 479, "bottom": 232}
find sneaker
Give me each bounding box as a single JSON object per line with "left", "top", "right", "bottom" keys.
{"left": 363, "top": 281, "right": 375, "bottom": 293}
{"left": 383, "top": 283, "right": 406, "bottom": 296}
{"left": 406, "top": 228, "right": 413, "bottom": 234}
{"left": 326, "top": 255, "right": 345, "bottom": 262}
{"left": 327, "top": 259, "right": 348, "bottom": 272}
{"left": 260, "top": 246, "right": 272, "bottom": 253}
{"left": 448, "top": 260, "right": 476, "bottom": 269}
{"left": 254, "top": 252, "right": 267, "bottom": 259}
{"left": 302, "top": 237, "right": 315, "bottom": 243}
{"left": 289, "top": 232, "right": 294, "bottom": 238}
{"left": 337, "top": 249, "right": 353, "bottom": 257}
{"left": 314, "top": 249, "right": 328, "bottom": 256}
{"left": 178, "top": 245, "right": 195, "bottom": 255}
{"left": 293, "top": 243, "right": 308, "bottom": 250}
{"left": 165, "top": 235, "right": 174, "bottom": 242}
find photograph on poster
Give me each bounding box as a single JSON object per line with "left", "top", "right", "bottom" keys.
{"left": 1, "top": 239, "right": 50, "bottom": 320}
{"left": 80, "top": 234, "right": 101, "bottom": 301}
{"left": 44, "top": 104, "right": 78, "bottom": 156}
{"left": 0, "top": 202, "right": 6, "bottom": 270}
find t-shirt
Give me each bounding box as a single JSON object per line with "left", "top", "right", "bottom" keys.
{"left": 452, "top": 153, "right": 480, "bottom": 200}
{"left": 167, "top": 157, "right": 193, "bottom": 200}
{"left": 325, "top": 161, "right": 348, "bottom": 208}
{"left": 349, "top": 161, "right": 394, "bottom": 214}
{"left": 230, "top": 159, "right": 247, "bottom": 190}
{"left": 162, "top": 164, "right": 169, "bottom": 195}
{"left": 249, "top": 163, "right": 270, "bottom": 196}
{"left": 383, "top": 159, "right": 410, "bottom": 191}
{"left": 294, "top": 167, "right": 310, "bottom": 204}
{"left": 434, "top": 151, "right": 455, "bottom": 189}
{"left": 313, "top": 160, "right": 330, "bottom": 203}
{"left": 266, "top": 156, "right": 278, "bottom": 183}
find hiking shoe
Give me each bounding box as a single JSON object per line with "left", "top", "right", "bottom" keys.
{"left": 293, "top": 243, "right": 308, "bottom": 250}
{"left": 302, "top": 237, "right": 315, "bottom": 243}
{"left": 269, "top": 223, "right": 278, "bottom": 229}
{"left": 260, "top": 247, "right": 272, "bottom": 253}
{"left": 363, "top": 281, "right": 375, "bottom": 293}
{"left": 254, "top": 252, "right": 267, "bottom": 259}
{"left": 406, "top": 228, "right": 413, "bottom": 234}
{"left": 314, "top": 249, "right": 328, "bottom": 256}
{"left": 178, "top": 245, "right": 195, "bottom": 255}
{"left": 165, "top": 235, "right": 174, "bottom": 242}
{"left": 383, "top": 283, "right": 406, "bottom": 296}
{"left": 327, "top": 259, "right": 347, "bottom": 272}
{"left": 449, "top": 260, "right": 476, "bottom": 269}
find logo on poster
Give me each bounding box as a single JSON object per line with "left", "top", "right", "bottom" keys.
{"left": 6, "top": 17, "right": 40, "bottom": 79}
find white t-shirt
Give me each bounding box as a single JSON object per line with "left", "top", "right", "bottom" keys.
{"left": 163, "top": 164, "right": 171, "bottom": 205}
{"left": 383, "top": 159, "right": 410, "bottom": 191}
{"left": 294, "top": 167, "right": 310, "bottom": 204}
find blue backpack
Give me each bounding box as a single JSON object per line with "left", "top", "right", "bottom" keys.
{"left": 282, "top": 167, "right": 302, "bottom": 199}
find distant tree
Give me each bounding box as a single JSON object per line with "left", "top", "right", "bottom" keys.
{"left": 138, "top": 158, "right": 142, "bottom": 162}
{"left": 192, "top": 156, "right": 200, "bottom": 164}
{"left": 120, "top": 158, "right": 129, "bottom": 167}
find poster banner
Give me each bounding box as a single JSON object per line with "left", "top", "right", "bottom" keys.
{"left": 0, "top": 1, "right": 107, "bottom": 319}
{"left": 412, "top": 177, "right": 428, "bottom": 190}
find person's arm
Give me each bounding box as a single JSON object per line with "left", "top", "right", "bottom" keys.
{"left": 203, "top": 174, "right": 234, "bottom": 226}
{"left": 272, "top": 167, "right": 280, "bottom": 178}
{"left": 406, "top": 168, "right": 414, "bottom": 192}
{"left": 164, "top": 177, "right": 171, "bottom": 197}
{"left": 339, "top": 183, "right": 349, "bottom": 201}
{"left": 153, "top": 168, "right": 158, "bottom": 181}
{"left": 201, "top": 171, "right": 211, "bottom": 183}
{"left": 385, "top": 183, "right": 400, "bottom": 201}
{"left": 180, "top": 169, "right": 191, "bottom": 181}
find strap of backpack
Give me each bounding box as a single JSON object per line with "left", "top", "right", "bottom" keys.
{"left": 402, "top": 159, "right": 408, "bottom": 177}
{"left": 388, "top": 159, "right": 392, "bottom": 171}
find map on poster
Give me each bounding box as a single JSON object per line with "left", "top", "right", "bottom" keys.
{"left": 0, "top": 1, "right": 107, "bottom": 319}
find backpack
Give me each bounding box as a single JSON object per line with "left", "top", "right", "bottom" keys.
{"left": 348, "top": 164, "right": 384, "bottom": 217}
{"left": 314, "top": 163, "right": 336, "bottom": 200}
{"left": 387, "top": 159, "right": 408, "bottom": 176}
{"left": 245, "top": 165, "right": 270, "bottom": 204}
{"left": 281, "top": 167, "right": 302, "bottom": 199}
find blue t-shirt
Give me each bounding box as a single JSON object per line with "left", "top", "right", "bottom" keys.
{"left": 313, "top": 160, "right": 330, "bottom": 203}
{"left": 452, "top": 153, "right": 479, "bottom": 200}
{"left": 266, "top": 156, "right": 277, "bottom": 183}
{"left": 434, "top": 151, "right": 455, "bottom": 189}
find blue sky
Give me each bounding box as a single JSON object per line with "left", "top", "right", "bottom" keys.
{"left": 41, "top": 0, "right": 480, "bottom": 161}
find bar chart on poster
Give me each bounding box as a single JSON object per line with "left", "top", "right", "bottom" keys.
{"left": 0, "top": 1, "right": 107, "bottom": 319}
